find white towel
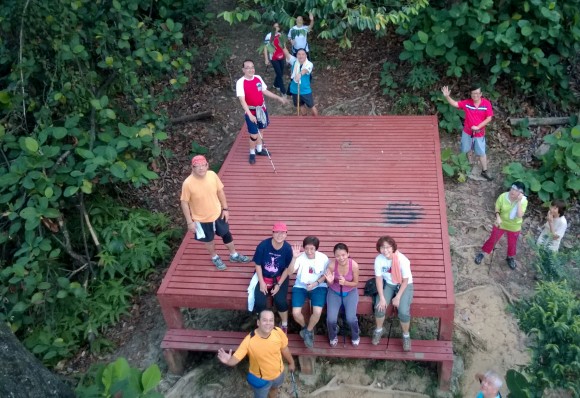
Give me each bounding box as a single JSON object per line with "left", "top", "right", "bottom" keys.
{"left": 509, "top": 196, "right": 526, "bottom": 219}
{"left": 247, "top": 273, "right": 259, "bottom": 311}
{"left": 194, "top": 221, "right": 205, "bottom": 239}
{"left": 291, "top": 59, "right": 313, "bottom": 83}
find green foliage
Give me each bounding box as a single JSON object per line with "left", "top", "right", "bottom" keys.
{"left": 1, "top": 198, "right": 179, "bottom": 365}
{"left": 76, "top": 357, "right": 163, "bottom": 398}
{"left": 502, "top": 124, "right": 580, "bottom": 202}
{"left": 191, "top": 141, "right": 208, "bottom": 156}
{"left": 441, "top": 148, "right": 471, "bottom": 183}
{"left": 396, "top": 0, "right": 580, "bottom": 108}
{"left": 219, "top": 0, "right": 430, "bottom": 49}
{"left": 511, "top": 118, "right": 532, "bottom": 138}
{"left": 379, "top": 61, "right": 399, "bottom": 97}
{"left": 512, "top": 281, "right": 580, "bottom": 396}
{"left": 506, "top": 369, "right": 532, "bottom": 398}
{"left": 405, "top": 65, "right": 440, "bottom": 90}
{"left": 0, "top": 0, "right": 196, "bottom": 365}
{"left": 390, "top": 93, "right": 428, "bottom": 115}
{"left": 527, "top": 236, "right": 580, "bottom": 289}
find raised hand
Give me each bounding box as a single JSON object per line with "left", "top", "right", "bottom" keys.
{"left": 292, "top": 243, "right": 302, "bottom": 258}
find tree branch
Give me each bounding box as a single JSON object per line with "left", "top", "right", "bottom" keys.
{"left": 55, "top": 215, "right": 93, "bottom": 266}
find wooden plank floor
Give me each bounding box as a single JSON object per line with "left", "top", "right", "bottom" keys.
{"left": 158, "top": 116, "right": 454, "bottom": 331}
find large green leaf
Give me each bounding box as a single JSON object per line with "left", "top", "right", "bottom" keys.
{"left": 22, "top": 137, "right": 39, "bottom": 152}
{"left": 141, "top": 364, "right": 161, "bottom": 393}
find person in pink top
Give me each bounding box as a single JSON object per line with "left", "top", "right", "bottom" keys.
{"left": 263, "top": 22, "right": 287, "bottom": 96}
{"left": 441, "top": 84, "right": 494, "bottom": 181}
{"left": 324, "top": 243, "right": 360, "bottom": 347}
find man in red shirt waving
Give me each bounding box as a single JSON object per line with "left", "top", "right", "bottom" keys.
{"left": 236, "top": 59, "right": 288, "bottom": 165}
{"left": 442, "top": 84, "right": 494, "bottom": 181}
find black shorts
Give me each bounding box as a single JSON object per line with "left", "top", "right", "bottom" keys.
{"left": 292, "top": 93, "right": 314, "bottom": 108}
{"left": 195, "top": 217, "right": 230, "bottom": 243}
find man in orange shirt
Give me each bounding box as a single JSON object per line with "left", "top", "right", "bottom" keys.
{"left": 218, "top": 309, "right": 295, "bottom": 398}
{"left": 180, "top": 155, "right": 250, "bottom": 270}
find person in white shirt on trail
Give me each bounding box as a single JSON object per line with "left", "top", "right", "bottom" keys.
{"left": 288, "top": 12, "right": 314, "bottom": 58}
{"left": 537, "top": 199, "right": 568, "bottom": 252}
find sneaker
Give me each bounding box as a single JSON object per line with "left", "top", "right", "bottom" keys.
{"left": 229, "top": 253, "right": 251, "bottom": 263}
{"left": 329, "top": 338, "right": 338, "bottom": 348}
{"left": 352, "top": 338, "right": 360, "bottom": 347}
{"left": 402, "top": 335, "right": 411, "bottom": 352}
{"left": 299, "top": 327, "right": 306, "bottom": 339}
{"left": 303, "top": 330, "right": 314, "bottom": 348}
{"left": 474, "top": 252, "right": 485, "bottom": 265}
{"left": 212, "top": 256, "right": 227, "bottom": 271}
{"left": 249, "top": 154, "right": 256, "bottom": 164}
{"left": 507, "top": 257, "right": 517, "bottom": 270}
{"left": 371, "top": 328, "right": 383, "bottom": 346}
{"left": 279, "top": 324, "right": 288, "bottom": 334}
{"left": 481, "top": 170, "right": 494, "bottom": 181}
{"left": 256, "top": 149, "right": 270, "bottom": 156}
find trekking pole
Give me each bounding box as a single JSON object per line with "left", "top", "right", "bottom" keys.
{"left": 296, "top": 78, "right": 301, "bottom": 116}
{"left": 340, "top": 285, "right": 346, "bottom": 348}
{"left": 290, "top": 371, "right": 299, "bottom": 398}
{"left": 385, "top": 306, "right": 397, "bottom": 350}
{"left": 256, "top": 129, "right": 276, "bottom": 173}
{"left": 487, "top": 246, "right": 496, "bottom": 275}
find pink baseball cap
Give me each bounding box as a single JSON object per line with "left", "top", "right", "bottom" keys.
{"left": 272, "top": 222, "right": 288, "bottom": 232}
{"left": 191, "top": 155, "right": 208, "bottom": 166}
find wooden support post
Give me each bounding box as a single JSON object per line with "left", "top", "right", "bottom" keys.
{"left": 298, "top": 355, "right": 316, "bottom": 374}
{"left": 438, "top": 311, "right": 454, "bottom": 341}
{"left": 164, "top": 348, "right": 187, "bottom": 375}
{"left": 158, "top": 299, "right": 184, "bottom": 329}
{"left": 438, "top": 359, "right": 453, "bottom": 391}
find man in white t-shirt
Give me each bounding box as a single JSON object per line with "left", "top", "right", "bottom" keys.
{"left": 537, "top": 200, "right": 568, "bottom": 252}
{"left": 288, "top": 12, "right": 314, "bottom": 57}
{"left": 290, "top": 236, "right": 329, "bottom": 348}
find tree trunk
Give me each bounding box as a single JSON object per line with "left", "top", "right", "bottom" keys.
{"left": 0, "top": 323, "right": 75, "bottom": 398}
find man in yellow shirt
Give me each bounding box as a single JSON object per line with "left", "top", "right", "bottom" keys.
{"left": 217, "top": 309, "right": 295, "bottom": 398}
{"left": 180, "top": 155, "right": 250, "bottom": 270}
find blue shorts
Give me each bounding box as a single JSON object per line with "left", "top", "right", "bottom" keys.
{"left": 250, "top": 371, "right": 285, "bottom": 398}
{"left": 461, "top": 132, "right": 486, "bottom": 155}
{"left": 292, "top": 286, "right": 327, "bottom": 308}
{"left": 244, "top": 112, "right": 269, "bottom": 135}
{"left": 291, "top": 93, "right": 314, "bottom": 108}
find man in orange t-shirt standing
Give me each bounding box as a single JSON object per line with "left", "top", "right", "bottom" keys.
{"left": 180, "top": 155, "right": 250, "bottom": 270}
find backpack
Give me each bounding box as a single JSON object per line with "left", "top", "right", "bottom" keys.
{"left": 364, "top": 278, "right": 378, "bottom": 297}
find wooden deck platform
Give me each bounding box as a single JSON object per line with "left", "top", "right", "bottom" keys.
{"left": 157, "top": 115, "right": 454, "bottom": 388}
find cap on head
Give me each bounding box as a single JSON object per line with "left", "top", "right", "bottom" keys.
{"left": 272, "top": 222, "right": 288, "bottom": 232}
{"left": 191, "top": 155, "right": 208, "bottom": 166}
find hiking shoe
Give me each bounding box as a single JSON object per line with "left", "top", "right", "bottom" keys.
{"left": 230, "top": 253, "right": 251, "bottom": 263}
{"left": 212, "top": 256, "right": 227, "bottom": 271}
{"left": 329, "top": 338, "right": 338, "bottom": 348}
{"left": 481, "top": 170, "right": 494, "bottom": 181}
{"left": 303, "top": 330, "right": 314, "bottom": 348}
{"left": 507, "top": 257, "right": 517, "bottom": 270}
{"left": 474, "top": 252, "right": 485, "bottom": 265}
{"left": 256, "top": 149, "right": 270, "bottom": 156}
{"left": 371, "top": 328, "right": 383, "bottom": 346}
{"left": 352, "top": 338, "right": 360, "bottom": 347}
{"left": 279, "top": 324, "right": 288, "bottom": 334}
{"left": 299, "top": 327, "right": 306, "bottom": 339}
{"left": 249, "top": 154, "right": 256, "bottom": 164}
{"left": 402, "top": 335, "right": 411, "bottom": 352}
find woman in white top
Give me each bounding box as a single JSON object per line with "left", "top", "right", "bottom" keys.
{"left": 371, "top": 235, "right": 414, "bottom": 351}
{"left": 290, "top": 236, "right": 329, "bottom": 348}
{"left": 537, "top": 199, "right": 568, "bottom": 252}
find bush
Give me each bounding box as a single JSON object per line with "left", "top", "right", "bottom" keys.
{"left": 441, "top": 149, "right": 471, "bottom": 182}
{"left": 502, "top": 123, "right": 580, "bottom": 202}
{"left": 76, "top": 357, "right": 163, "bottom": 398}
{"left": 512, "top": 281, "right": 580, "bottom": 396}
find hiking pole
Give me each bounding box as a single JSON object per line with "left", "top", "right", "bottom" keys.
{"left": 340, "top": 285, "right": 346, "bottom": 348}
{"left": 256, "top": 129, "right": 276, "bottom": 173}
{"left": 296, "top": 78, "right": 301, "bottom": 116}
{"left": 290, "top": 371, "right": 299, "bottom": 398}
{"left": 487, "top": 246, "right": 496, "bottom": 275}
{"left": 385, "top": 306, "right": 397, "bottom": 350}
